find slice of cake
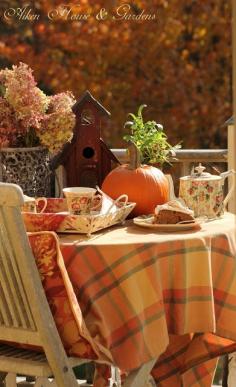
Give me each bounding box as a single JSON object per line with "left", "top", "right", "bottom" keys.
{"left": 153, "top": 200, "right": 194, "bottom": 224}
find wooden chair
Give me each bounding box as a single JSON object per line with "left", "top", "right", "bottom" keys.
{"left": 0, "top": 182, "right": 156, "bottom": 387}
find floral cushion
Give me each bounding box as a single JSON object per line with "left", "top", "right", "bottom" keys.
{"left": 28, "top": 231, "right": 97, "bottom": 359}
{"left": 23, "top": 198, "right": 68, "bottom": 232}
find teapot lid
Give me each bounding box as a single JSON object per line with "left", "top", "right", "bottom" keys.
{"left": 180, "top": 163, "right": 221, "bottom": 181}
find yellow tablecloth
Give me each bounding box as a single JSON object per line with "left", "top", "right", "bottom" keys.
{"left": 59, "top": 212, "right": 236, "bottom": 386}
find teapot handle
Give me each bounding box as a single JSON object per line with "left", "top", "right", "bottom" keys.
{"left": 221, "top": 170, "right": 236, "bottom": 209}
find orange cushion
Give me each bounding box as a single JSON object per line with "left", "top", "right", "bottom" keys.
{"left": 28, "top": 231, "right": 97, "bottom": 359}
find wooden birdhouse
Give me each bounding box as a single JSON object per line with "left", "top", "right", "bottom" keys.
{"left": 51, "top": 91, "right": 120, "bottom": 189}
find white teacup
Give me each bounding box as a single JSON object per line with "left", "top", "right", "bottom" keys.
{"left": 62, "top": 187, "right": 102, "bottom": 215}
{"left": 21, "top": 195, "right": 47, "bottom": 213}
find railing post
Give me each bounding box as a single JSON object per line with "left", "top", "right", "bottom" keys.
{"left": 227, "top": 123, "right": 236, "bottom": 214}
{"left": 180, "top": 162, "right": 191, "bottom": 177}
{"left": 231, "top": 0, "right": 236, "bottom": 216}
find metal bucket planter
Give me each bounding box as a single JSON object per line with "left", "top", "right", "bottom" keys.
{"left": 0, "top": 146, "right": 51, "bottom": 197}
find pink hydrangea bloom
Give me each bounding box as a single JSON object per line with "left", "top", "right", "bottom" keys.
{"left": 1, "top": 62, "right": 49, "bottom": 130}
{"left": 0, "top": 63, "right": 76, "bottom": 153}
{"left": 47, "top": 92, "right": 76, "bottom": 113}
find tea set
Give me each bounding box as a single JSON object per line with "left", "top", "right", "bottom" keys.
{"left": 21, "top": 163, "right": 235, "bottom": 227}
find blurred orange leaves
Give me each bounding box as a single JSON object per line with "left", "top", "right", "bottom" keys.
{"left": 0, "top": 0, "right": 232, "bottom": 148}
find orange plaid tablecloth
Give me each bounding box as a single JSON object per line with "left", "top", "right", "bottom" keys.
{"left": 58, "top": 212, "right": 236, "bottom": 386}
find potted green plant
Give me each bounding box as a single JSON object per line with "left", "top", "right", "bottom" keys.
{"left": 123, "top": 104, "right": 181, "bottom": 167}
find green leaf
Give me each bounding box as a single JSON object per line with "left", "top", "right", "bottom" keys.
{"left": 127, "top": 113, "right": 137, "bottom": 121}
{"left": 124, "top": 121, "right": 134, "bottom": 128}
{"left": 137, "top": 104, "right": 147, "bottom": 117}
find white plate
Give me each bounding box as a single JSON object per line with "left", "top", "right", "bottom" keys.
{"left": 133, "top": 215, "right": 201, "bottom": 232}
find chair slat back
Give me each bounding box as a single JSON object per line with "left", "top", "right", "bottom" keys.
{"left": 0, "top": 209, "right": 35, "bottom": 330}
{"left": 0, "top": 183, "right": 40, "bottom": 343}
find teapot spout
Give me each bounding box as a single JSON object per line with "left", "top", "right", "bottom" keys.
{"left": 220, "top": 169, "right": 236, "bottom": 179}
{"left": 165, "top": 174, "right": 186, "bottom": 206}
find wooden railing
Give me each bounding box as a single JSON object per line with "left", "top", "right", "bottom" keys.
{"left": 112, "top": 148, "right": 228, "bottom": 176}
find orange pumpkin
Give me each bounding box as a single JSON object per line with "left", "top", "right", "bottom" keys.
{"left": 102, "top": 143, "right": 169, "bottom": 216}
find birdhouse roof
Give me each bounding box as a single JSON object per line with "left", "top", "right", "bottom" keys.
{"left": 223, "top": 116, "right": 234, "bottom": 127}
{"left": 100, "top": 138, "right": 121, "bottom": 164}
{"left": 72, "top": 90, "right": 111, "bottom": 117}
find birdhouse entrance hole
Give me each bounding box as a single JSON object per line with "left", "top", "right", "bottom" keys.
{"left": 83, "top": 147, "right": 95, "bottom": 159}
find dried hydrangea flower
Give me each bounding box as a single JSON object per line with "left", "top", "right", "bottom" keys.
{"left": 37, "top": 92, "right": 76, "bottom": 154}
{"left": 0, "top": 62, "right": 49, "bottom": 131}
{"left": 0, "top": 63, "right": 76, "bottom": 153}
{"left": 0, "top": 97, "right": 26, "bottom": 147}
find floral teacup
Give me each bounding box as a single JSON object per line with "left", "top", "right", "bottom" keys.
{"left": 21, "top": 195, "right": 47, "bottom": 213}
{"left": 62, "top": 187, "right": 102, "bottom": 215}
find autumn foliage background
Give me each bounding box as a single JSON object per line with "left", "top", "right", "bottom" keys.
{"left": 0, "top": 0, "right": 232, "bottom": 149}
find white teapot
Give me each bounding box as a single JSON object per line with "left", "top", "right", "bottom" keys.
{"left": 179, "top": 164, "right": 235, "bottom": 218}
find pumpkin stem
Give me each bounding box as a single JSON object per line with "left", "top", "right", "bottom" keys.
{"left": 127, "top": 141, "right": 141, "bottom": 169}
